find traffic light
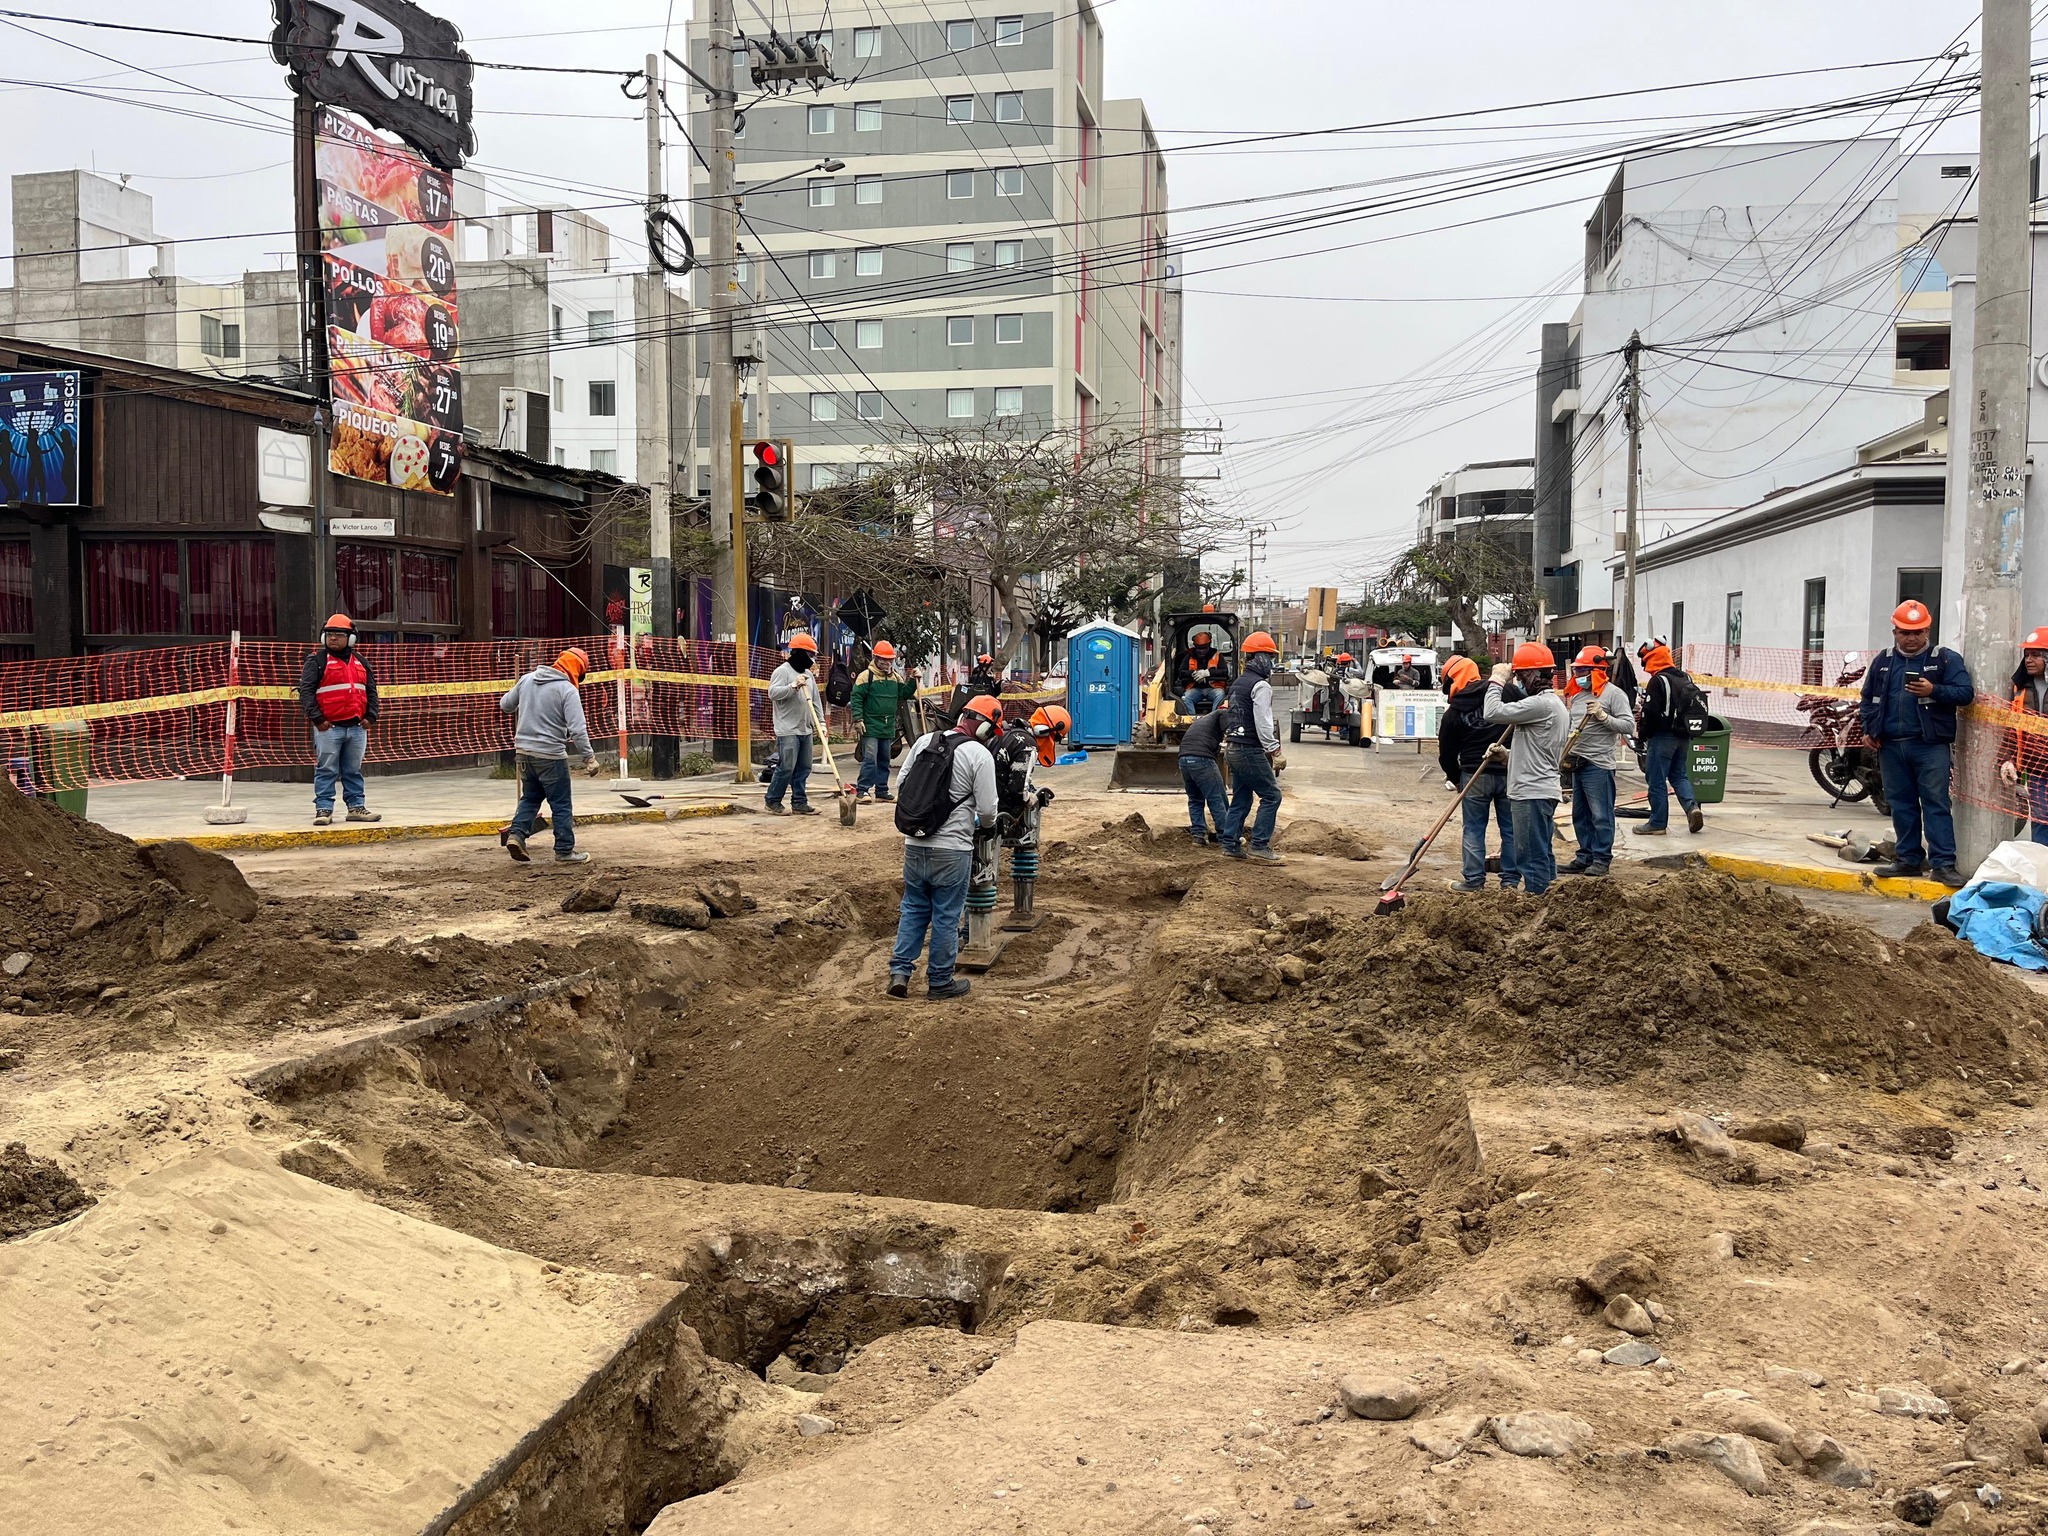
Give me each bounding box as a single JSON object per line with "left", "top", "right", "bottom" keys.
{"left": 748, "top": 439, "right": 795, "bottom": 520}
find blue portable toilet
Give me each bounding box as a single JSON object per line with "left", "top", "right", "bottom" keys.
{"left": 1066, "top": 620, "right": 1141, "bottom": 746}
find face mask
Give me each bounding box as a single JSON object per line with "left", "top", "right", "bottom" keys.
{"left": 789, "top": 651, "right": 814, "bottom": 671}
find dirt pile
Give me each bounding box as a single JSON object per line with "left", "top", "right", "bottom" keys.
{"left": 0, "top": 1142, "right": 93, "bottom": 1239}
{"left": 1273, "top": 818, "right": 1375, "bottom": 861}
{"left": 1284, "top": 871, "right": 2048, "bottom": 1089}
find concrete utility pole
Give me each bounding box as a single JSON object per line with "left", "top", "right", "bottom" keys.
{"left": 1955, "top": 0, "right": 2032, "bottom": 867}
{"left": 706, "top": 0, "right": 740, "bottom": 645}
{"left": 1621, "top": 330, "right": 1643, "bottom": 651}
{"left": 644, "top": 53, "right": 674, "bottom": 644}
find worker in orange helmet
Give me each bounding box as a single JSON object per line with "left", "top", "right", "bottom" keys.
{"left": 499, "top": 646, "right": 598, "bottom": 864}
{"left": 1220, "top": 630, "right": 1286, "bottom": 863}
{"left": 1437, "top": 652, "right": 1518, "bottom": 891}
{"left": 888, "top": 692, "right": 1000, "bottom": 1001}
{"left": 1560, "top": 645, "right": 1633, "bottom": 878}
{"left": 1857, "top": 600, "right": 1973, "bottom": 886}
{"left": 1482, "top": 640, "right": 1570, "bottom": 894}
{"left": 851, "top": 638, "right": 915, "bottom": 804}
{"left": 297, "top": 612, "right": 381, "bottom": 827}
{"left": 766, "top": 632, "right": 823, "bottom": 815}
{"left": 1028, "top": 703, "right": 1071, "bottom": 767}
{"left": 2000, "top": 626, "right": 2048, "bottom": 845}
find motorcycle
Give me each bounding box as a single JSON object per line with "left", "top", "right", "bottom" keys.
{"left": 1797, "top": 653, "right": 1889, "bottom": 814}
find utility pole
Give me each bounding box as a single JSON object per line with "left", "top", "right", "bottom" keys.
{"left": 1620, "top": 330, "right": 1643, "bottom": 651}
{"left": 642, "top": 52, "right": 678, "bottom": 780}
{"left": 1956, "top": 0, "right": 2032, "bottom": 866}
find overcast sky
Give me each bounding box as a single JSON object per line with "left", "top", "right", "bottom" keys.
{"left": 0, "top": 1, "right": 1989, "bottom": 595}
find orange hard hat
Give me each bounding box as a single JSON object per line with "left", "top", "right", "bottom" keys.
{"left": 1442, "top": 655, "right": 1480, "bottom": 692}
{"left": 2026, "top": 627, "right": 2048, "bottom": 651}
{"left": 786, "top": 632, "right": 818, "bottom": 652}
{"left": 1192, "top": 630, "right": 1211, "bottom": 644}
{"left": 870, "top": 640, "right": 897, "bottom": 660}
{"left": 323, "top": 613, "right": 354, "bottom": 632}
{"left": 555, "top": 646, "right": 591, "bottom": 682}
{"left": 1892, "top": 600, "right": 1932, "bottom": 631}
{"left": 1572, "top": 645, "right": 1609, "bottom": 667}
{"left": 1031, "top": 704, "right": 1071, "bottom": 737}
{"left": 976, "top": 652, "right": 994, "bottom": 665}
{"left": 1241, "top": 630, "right": 1279, "bottom": 655}
{"left": 1511, "top": 641, "right": 1556, "bottom": 671}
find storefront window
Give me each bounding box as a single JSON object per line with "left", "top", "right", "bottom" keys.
{"left": 188, "top": 539, "right": 277, "bottom": 636}
{"left": 0, "top": 540, "right": 29, "bottom": 637}
{"left": 401, "top": 549, "right": 457, "bottom": 628}
{"left": 336, "top": 543, "right": 396, "bottom": 623}
{"left": 490, "top": 556, "right": 571, "bottom": 637}
{"left": 84, "top": 540, "right": 180, "bottom": 636}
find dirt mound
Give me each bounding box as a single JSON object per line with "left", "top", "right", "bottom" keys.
{"left": 1273, "top": 818, "right": 1375, "bottom": 861}
{"left": 0, "top": 1142, "right": 93, "bottom": 1238}
{"left": 1286, "top": 871, "right": 2048, "bottom": 1089}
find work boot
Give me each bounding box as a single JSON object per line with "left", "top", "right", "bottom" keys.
{"left": 1686, "top": 806, "right": 1705, "bottom": 834}
{"left": 313, "top": 810, "right": 333, "bottom": 827}
{"left": 886, "top": 974, "right": 910, "bottom": 999}
{"left": 927, "top": 977, "right": 972, "bottom": 1001}
{"left": 1222, "top": 844, "right": 1248, "bottom": 860}
{"left": 1247, "top": 847, "right": 1285, "bottom": 866}
{"left": 1933, "top": 864, "right": 1967, "bottom": 889}
{"left": 1873, "top": 860, "right": 1925, "bottom": 881}
{"left": 554, "top": 850, "right": 590, "bottom": 865}
{"left": 506, "top": 831, "right": 530, "bottom": 863}
{"left": 793, "top": 804, "right": 820, "bottom": 817}
{"left": 874, "top": 792, "right": 894, "bottom": 803}
{"left": 1445, "top": 879, "right": 1483, "bottom": 892}
{"left": 1583, "top": 861, "right": 1612, "bottom": 878}
{"left": 345, "top": 806, "right": 381, "bottom": 823}
{"left": 1558, "top": 858, "right": 1592, "bottom": 876}
{"left": 1634, "top": 825, "right": 1667, "bottom": 837}
{"left": 856, "top": 791, "right": 874, "bottom": 805}
{"left": 764, "top": 803, "right": 787, "bottom": 815}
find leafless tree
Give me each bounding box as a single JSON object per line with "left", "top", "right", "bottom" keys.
{"left": 1369, "top": 530, "right": 1537, "bottom": 647}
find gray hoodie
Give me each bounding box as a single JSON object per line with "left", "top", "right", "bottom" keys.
{"left": 500, "top": 665, "right": 594, "bottom": 759}
{"left": 768, "top": 661, "right": 822, "bottom": 739}
{"left": 1482, "top": 682, "right": 1570, "bottom": 801}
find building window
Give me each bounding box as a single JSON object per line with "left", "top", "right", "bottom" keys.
{"left": 856, "top": 391, "right": 884, "bottom": 420}
{"left": 1725, "top": 591, "right": 1743, "bottom": 674}
{"left": 856, "top": 175, "right": 882, "bottom": 205}
{"left": 200, "top": 315, "right": 240, "bottom": 359}
{"left": 995, "top": 15, "right": 1022, "bottom": 44}
{"left": 810, "top": 393, "right": 840, "bottom": 422}
{"left": 947, "top": 242, "right": 975, "bottom": 273}
{"left": 1802, "top": 578, "right": 1826, "bottom": 683}
{"left": 589, "top": 380, "right": 617, "bottom": 416}
{"left": 947, "top": 388, "right": 974, "bottom": 418}
{"left": 587, "top": 309, "right": 615, "bottom": 341}
{"left": 0, "top": 540, "right": 30, "bottom": 650}
{"left": 808, "top": 104, "right": 835, "bottom": 134}
{"left": 855, "top": 101, "right": 881, "bottom": 131}
{"left": 551, "top": 305, "right": 564, "bottom": 340}
{"left": 813, "top": 30, "right": 832, "bottom": 54}
{"left": 1896, "top": 325, "right": 1951, "bottom": 371}
{"left": 734, "top": 256, "right": 751, "bottom": 287}
{"left": 810, "top": 250, "right": 837, "bottom": 279}
{"left": 398, "top": 549, "right": 457, "bottom": 629}
{"left": 809, "top": 323, "right": 838, "bottom": 350}
{"left": 856, "top": 247, "right": 883, "bottom": 276}
{"left": 549, "top": 377, "right": 563, "bottom": 411}
{"left": 994, "top": 386, "right": 1024, "bottom": 417}
{"left": 994, "top": 91, "right": 1024, "bottom": 123}
{"left": 82, "top": 540, "right": 179, "bottom": 636}
{"left": 810, "top": 463, "right": 841, "bottom": 490}
{"left": 946, "top": 19, "right": 974, "bottom": 49}
{"left": 1670, "top": 601, "right": 1685, "bottom": 652}
{"left": 946, "top": 170, "right": 974, "bottom": 199}
{"left": 946, "top": 95, "right": 975, "bottom": 123}
{"left": 1901, "top": 244, "right": 1950, "bottom": 293}
{"left": 187, "top": 539, "right": 277, "bottom": 637}
{"left": 808, "top": 178, "right": 836, "bottom": 207}
{"left": 995, "top": 167, "right": 1024, "bottom": 197}
{"left": 853, "top": 26, "right": 879, "bottom": 57}
{"left": 588, "top": 448, "right": 617, "bottom": 474}
{"left": 855, "top": 319, "right": 884, "bottom": 349}
{"left": 333, "top": 543, "right": 397, "bottom": 625}
{"left": 947, "top": 315, "right": 974, "bottom": 345}
{"left": 994, "top": 239, "right": 1022, "bottom": 267}
{"left": 995, "top": 313, "right": 1023, "bottom": 344}
{"left": 492, "top": 557, "right": 571, "bottom": 639}
{"left": 1898, "top": 568, "right": 1943, "bottom": 644}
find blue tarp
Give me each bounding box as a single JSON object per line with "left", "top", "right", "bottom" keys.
{"left": 1945, "top": 882, "right": 2048, "bottom": 971}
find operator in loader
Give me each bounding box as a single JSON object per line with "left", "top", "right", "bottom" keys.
{"left": 1181, "top": 629, "right": 1229, "bottom": 716}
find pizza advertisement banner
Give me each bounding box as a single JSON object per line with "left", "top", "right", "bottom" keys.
{"left": 317, "top": 105, "right": 462, "bottom": 495}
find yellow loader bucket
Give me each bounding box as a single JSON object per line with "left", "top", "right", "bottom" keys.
{"left": 1108, "top": 744, "right": 1185, "bottom": 792}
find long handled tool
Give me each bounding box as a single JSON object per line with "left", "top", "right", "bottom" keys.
{"left": 805, "top": 690, "right": 860, "bottom": 826}
{"left": 1375, "top": 730, "right": 1512, "bottom": 917}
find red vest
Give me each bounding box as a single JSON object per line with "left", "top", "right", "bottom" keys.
{"left": 315, "top": 653, "right": 369, "bottom": 725}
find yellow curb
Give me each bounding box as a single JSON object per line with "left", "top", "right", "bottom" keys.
{"left": 136, "top": 803, "right": 734, "bottom": 853}
{"left": 1696, "top": 850, "right": 1948, "bottom": 902}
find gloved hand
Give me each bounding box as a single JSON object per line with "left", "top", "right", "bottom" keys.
{"left": 1483, "top": 741, "right": 1509, "bottom": 766}
{"left": 1489, "top": 663, "right": 1513, "bottom": 687}
{"left": 582, "top": 754, "right": 601, "bottom": 776}
{"left": 1270, "top": 752, "right": 1287, "bottom": 772}
{"left": 2002, "top": 760, "right": 2021, "bottom": 786}
{"left": 1588, "top": 705, "right": 1609, "bottom": 723}
{"left": 1445, "top": 778, "right": 1461, "bottom": 793}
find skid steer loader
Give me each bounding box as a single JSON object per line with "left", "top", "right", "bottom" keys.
{"left": 1108, "top": 611, "right": 1240, "bottom": 791}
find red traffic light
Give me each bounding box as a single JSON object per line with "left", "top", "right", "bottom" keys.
{"left": 752, "top": 441, "right": 780, "bottom": 467}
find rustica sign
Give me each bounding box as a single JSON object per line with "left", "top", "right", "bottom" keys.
{"left": 271, "top": 0, "right": 475, "bottom": 170}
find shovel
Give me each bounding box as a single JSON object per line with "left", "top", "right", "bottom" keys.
{"left": 805, "top": 692, "right": 860, "bottom": 827}
{"left": 1375, "top": 730, "right": 1513, "bottom": 917}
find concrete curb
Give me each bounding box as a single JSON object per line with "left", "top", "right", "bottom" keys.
{"left": 134, "top": 802, "right": 734, "bottom": 853}
{"left": 1640, "top": 849, "right": 1947, "bottom": 902}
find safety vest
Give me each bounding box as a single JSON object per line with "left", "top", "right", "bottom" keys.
{"left": 316, "top": 653, "right": 370, "bottom": 725}
{"left": 1224, "top": 669, "right": 1266, "bottom": 748}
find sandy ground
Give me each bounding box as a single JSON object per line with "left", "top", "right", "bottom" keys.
{"left": 5, "top": 739, "right": 2048, "bottom": 1535}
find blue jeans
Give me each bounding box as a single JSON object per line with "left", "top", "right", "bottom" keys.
{"left": 767, "top": 731, "right": 814, "bottom": 809}
{"left": 312, "top": 721, "right": 368, "bottom": 813}
{"left": 1223, "top": 745, "right": 1282, "bottom": 851}
{"left": 509, "top": 754, "right": 576, "bottom": 854}
{"left": 1878, "top": 737, "right": 1956, "bottom": 869}
{"left": 2029, "top": 774, "right": 2048, "bottom": 846}
{"left": 1180, "top": 754, "right": 1228, "bottom": 841}
{"left": 1643, "top": 731, "right": 1697, "bottom": 830}
{"left": 857, "top": 735, "right": 895, "bottom": 796}
{"left": 890, "top": 844, "right": 973, "bottom": 986}
{"left": 1570, "top": 763, "right": 1617, "bottom": 865}
{"left": 1458, "top": 767, "right": 1518, "bottom": 888}
{"left": 1511, "top": 797, "right": 1558, "bottom": 895}
{"left": 1182, "top": 685, "right": 1222, "bottom": 716}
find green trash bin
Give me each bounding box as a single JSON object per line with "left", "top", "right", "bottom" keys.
{"left": 1685, "top": 714, "right": 1732, "bottom": 805}
{"left": 39, "top": 719, "right": 90, "bottom": 818}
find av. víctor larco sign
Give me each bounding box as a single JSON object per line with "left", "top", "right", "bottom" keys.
{"left": 270, "top": 0, "right": 475, "bottom": 170}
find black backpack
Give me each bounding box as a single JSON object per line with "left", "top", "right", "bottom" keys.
{"left": 824, "top": 657, "right": 853, "bottom": 709}
{"left": 894, "top": 731, "right": 968, "bottom": 838}
{"left": 1664, "top": 669, "right": 1711, "bottom": 735}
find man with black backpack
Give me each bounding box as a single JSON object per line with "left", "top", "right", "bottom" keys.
{"left": 1634, "top": 642, "right": 1707, "bottom": 837}
{"left": 887, "top": 694, "right": 1000, "bottom": 1001}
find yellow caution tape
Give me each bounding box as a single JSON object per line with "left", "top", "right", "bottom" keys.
{"left": 1695, "top": 674, "right": 2048, "bottom": 738}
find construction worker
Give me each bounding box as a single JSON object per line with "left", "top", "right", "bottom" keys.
{"left": 1859, "top": 600, "right": 1973, "bottom": 886}
{"left": 296, "top": 613, "right": 381, "bottom": 827}
{"left": 888, "top": 693, "right": 1000, "bottom": 1001}
{"left": 1634, "top": 642, "right": 1708, "bottom": 839}
{"left": 850, "top": 640, "right": 915, "bottom": 804}
{"left": 1483, "top": 642, "right": 1570, "bottom": 895}
{"left": 500, "top": 647, "right": 598, "bottom": 865}
{"left": 1180, "top": 630, "right": 1228, "bottom": 715}
{"left": 1436, "top": 653, "right": 1516, "bottom": 891}
{"left": 1561, "top": 645, "right": 1633, "bottom": 877}
{"left": 1390, "top": 656, "right": 1422, "bottom": 690}
{"left": 766, "top": 633, "right": 823, "bottom": 816}
{"left": 968, "top": 651, "right": 1002, "bottom": 698}
{"left": 1998, "top": 627, "right": 2048, "bottom": 844}
{"left": 1028, "top": 703, "right": 1071, "bottom": 765}
{"left": 1221, "top": 629, "right": 1285, "bottom": 864}
{"left": 1178, "top": 695, "right": 1230, "bottom": 847}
